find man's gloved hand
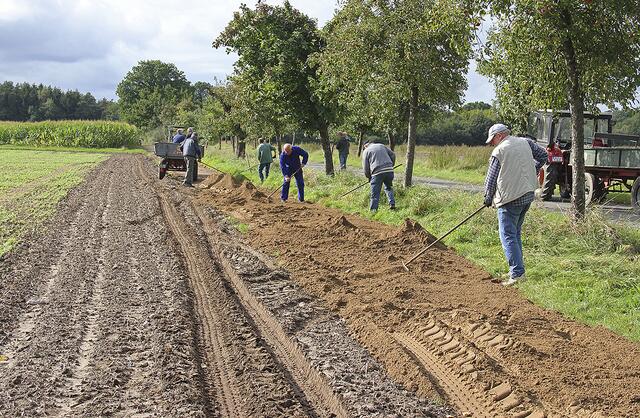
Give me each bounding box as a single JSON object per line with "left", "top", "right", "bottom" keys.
{"left": 301, "top": 164, "right": 306, "bottom": 168}
{"left": 484, "top": 198, "right": 493, "bottom": 208}
{"left": 284, "top": 176, "right": 291, "bottom": 182}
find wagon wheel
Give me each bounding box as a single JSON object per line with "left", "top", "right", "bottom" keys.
{"left": 584, "top": 173, "right": 606, "bottom": 206}
{"left": 631, "top": 176, "right": 640, "bottom": 214}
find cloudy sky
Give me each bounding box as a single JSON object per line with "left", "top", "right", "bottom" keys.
{"left": 0, "top": 0, "right": 495, "bottom": 103}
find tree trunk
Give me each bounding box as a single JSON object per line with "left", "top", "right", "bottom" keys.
{"left": 357, "top": 130, "right": 365, "bottom": 157}
{"left": 387, "top": 130, "right": 396, "bottom": 151}
{"left": 292, "top": 131, "right": 296, "bottom": 146}
{"left": 561, "top": 9, "right": 585, "bottom": 220}
{"left": 318, "top": 123, "right": 335, "bottom": 175}
{"left": 404, "top": 85, "right": 418, "bottom": 187}
{"left": 232, "top": 136, "right": 236, "bottom": 153}
{"left": 276, "top": 134, "right": 282, "bottom": 154}
{"left": 219, "top": 136, "right": 222, "bottom": 150}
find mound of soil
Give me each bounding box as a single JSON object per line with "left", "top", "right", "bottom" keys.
{"left": 196, "top": 180, "right": 640, "bottom": 417}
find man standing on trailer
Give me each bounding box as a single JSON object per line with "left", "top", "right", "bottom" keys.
{"left": 172, "top": 128, "right": 185, "bottom": 144}
{"left": 483, "top": 124, "right": 547, "bottom": 286}
{"left": 362, "top": 141, "right": 396, "bottom": 211}
{"left": 256, "top": 138, "right": 277, "bottom": 183}
{"left": 280, "top": 143, "right": 308, "bottom": 202}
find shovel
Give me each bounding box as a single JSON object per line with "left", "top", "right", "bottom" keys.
{"left": 339, "top": 164, "right": 403, "bottom": 198}
{"left": 401, "top": 205, "right": 485, "bottom": 271}
{"left": 266, "top": 166, "right": 304, "bottom": 202}
{"left": 199, "top": 160, "right": 225, "bottom": 174}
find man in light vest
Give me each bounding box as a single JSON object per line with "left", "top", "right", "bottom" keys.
{"left": 484, "top": 124, "right": 547, "bottom": 286}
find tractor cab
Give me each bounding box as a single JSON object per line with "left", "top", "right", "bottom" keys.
{"left": 527, "top": 110, "right": 612, "bottom": 150}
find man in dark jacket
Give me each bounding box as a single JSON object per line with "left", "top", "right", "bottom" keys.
{"left": 362, "top": 142, "right": 396, "bottom": 211}
{"left": 279, "top": 143, "right": 309, "bottom": 202}
{"left": 172, "top": 128, "right": 185, "bottom": 144}
{"left": 335, "top": 132, "right": 351, "bottom": 170}
{"left": 181, "top": 132, "right": 202, "bottom": 187}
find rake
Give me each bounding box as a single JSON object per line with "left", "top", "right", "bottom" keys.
{"left": 339, "top": 164, "right": 403, "bottom": 198}
{"left": 401, "top": 205, "right": 485, "bottom": 271}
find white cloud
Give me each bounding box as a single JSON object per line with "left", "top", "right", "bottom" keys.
{"left": 0, "top": 0, "right": 494, "bottom": 103}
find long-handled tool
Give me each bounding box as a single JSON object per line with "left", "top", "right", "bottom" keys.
{"left": 339, "top": 164, "right": 403, "bottom": 198}
{"left": 401, "top": 205, "right": 485, "bottom": 271}
{"left": 199, "top": 160, "right": 225, "bottom": 174}
{"left": 240, "top": 163, "right": 260, "bottom": 173}
{"left": 266, "top": 166, "right": 303, "bottom": 201}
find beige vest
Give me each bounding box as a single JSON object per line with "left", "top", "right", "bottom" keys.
{"left": 491, "top": 136, "right": 538, "bottom": 207}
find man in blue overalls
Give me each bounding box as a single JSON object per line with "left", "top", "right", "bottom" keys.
{"left": 279, "top": 143, "right": 309, "bottom": 202}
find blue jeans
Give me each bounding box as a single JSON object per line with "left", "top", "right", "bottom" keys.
{"left": 258, "top": 162, "right": 270, "bottom": 182}
{"left": 339, "top": 152, "right": 348, "bottom": 170}
{"left": 497, "top": 202, "right": 530, "bottom": 278}
{"left": 281, "top": 170, "right": 304, "bottom": 201}
{"left": 369, "top": 171, "right": 395, "bottom": 210}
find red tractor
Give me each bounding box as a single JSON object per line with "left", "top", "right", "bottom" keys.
{"left": 530, "top": 110, "right": 640, "bottom": 212}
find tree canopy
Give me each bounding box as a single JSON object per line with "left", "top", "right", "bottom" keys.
{"left": 0, "top": 81, "right": 117, "bottom": 121}
{"left": 116, "top": 60, "right": 192, "bottom": 129}
{"left": 214, "top": 1, "right": 337, "bottom": 174}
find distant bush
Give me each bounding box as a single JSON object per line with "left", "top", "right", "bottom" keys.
{"left": 0, "top": 120, "right": 139, "bottom": 148}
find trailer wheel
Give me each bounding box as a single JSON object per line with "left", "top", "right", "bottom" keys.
{"left": 631, "top": 176, "right": 640, "bottom": 214}
{"left": 585, "top": 173, "right": 607, "bottom": 205}
{"left": 540, "top": 164, "right": 558, "bottom": 200}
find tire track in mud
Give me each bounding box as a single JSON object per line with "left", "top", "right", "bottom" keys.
{"left": 192, "top": 204, "right": 350, "bottom": 418}
{"left": 157, "top": 196, "right": 246, "bottom": 417}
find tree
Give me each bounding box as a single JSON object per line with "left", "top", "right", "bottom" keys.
{"left": 214, "top": 1, "right": 337, "bottom": 175}
{"left": 116, "top": 60, "right": 192, "bottom": 128}
{"left": 320, "top": 0, "right": 479, "bottom": 186}
{"left": 480, "top": 0, "right": 640, "bottom": 219}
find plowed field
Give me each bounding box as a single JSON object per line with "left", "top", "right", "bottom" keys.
{"left": 2, "top": 153, "right": 639, "bottom": 417}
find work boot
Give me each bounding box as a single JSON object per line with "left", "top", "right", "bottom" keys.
{"left": 390, "top": 205, "right": 396, "bottom": 210}
{"left": 503, "top": 275, "right": 526, "bottom": 286}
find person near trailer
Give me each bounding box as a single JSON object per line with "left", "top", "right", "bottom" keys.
{"left": 279, "top": 143, "right": 308, "bottom": 202}
{"left": 181, "top": 132, "right": 202, "bottom": 187}
{"left": 362, "top": 141, "right": 396, "bottom": 211}
{"left": 256, "top": 138, "right": 276, "bottom": 183}
{"left": 335, "top": 131, "right": 351, "bottom": 170}
{"left": 483, "top": 123, "right": 547, "bottom": 286}
{"left": 172, "top": 128, "right": 186, "bottom": 144}
{"left": 186, "top": 127, "right": 194, "bottom": 139}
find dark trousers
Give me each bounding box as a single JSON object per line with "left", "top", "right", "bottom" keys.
{"left": 184, "top": 156, "right": 196, "bottom": 185}
{"left": 258, "top": 162, "right": 271, "bottom": 182}
{"left": 339, "top": 152, "right": 348, "bottom": 170}
{"left": 281, "top": 170, "right": 304, "bottom": 201}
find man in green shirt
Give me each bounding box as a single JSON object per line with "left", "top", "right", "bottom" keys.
{"left": 256, "top": 138, "right": 277, "bottom": 183}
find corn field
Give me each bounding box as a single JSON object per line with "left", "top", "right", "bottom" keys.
{"left": 0, "top": 120, "right": 139, "bottom": 148}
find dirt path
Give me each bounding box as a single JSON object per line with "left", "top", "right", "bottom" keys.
{"left": 197, "top": 170, "right": 640, "bottom": 417}
{"left": 1, "top": 154, "right": 445, "bottom": 417}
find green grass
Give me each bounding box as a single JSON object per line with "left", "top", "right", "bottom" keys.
{"left": 303, "top": 142, "right": 489, "bottom": 184}
{"left": 0, "top": 149, "right": 106, "bottom": 256}
{"left": 204, "top": 144, "right": 640, "bottom": 341}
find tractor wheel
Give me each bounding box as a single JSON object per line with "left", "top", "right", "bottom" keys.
{"left": 540, "top": 164, "right": 558, "bottom": 201}
{"left": 159, "top": 167, "right": 166, "bottom": 180}
{"left": 631, "top": 176, "right": 640, "bottom": 214}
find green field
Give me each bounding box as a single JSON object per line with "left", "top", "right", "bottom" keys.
{"left": 204, "top": 144, "right": 640, "bottom": 341}
{"left": 0, "top": 149, "right": 107, "bottom": 256}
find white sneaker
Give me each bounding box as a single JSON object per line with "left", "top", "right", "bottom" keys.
{"left": 503, "top": 275, "right": 526, "bottom": 286}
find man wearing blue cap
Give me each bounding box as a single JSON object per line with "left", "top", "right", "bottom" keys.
{"left": 484, "top": 124, "right": 548, "bottom": 286}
